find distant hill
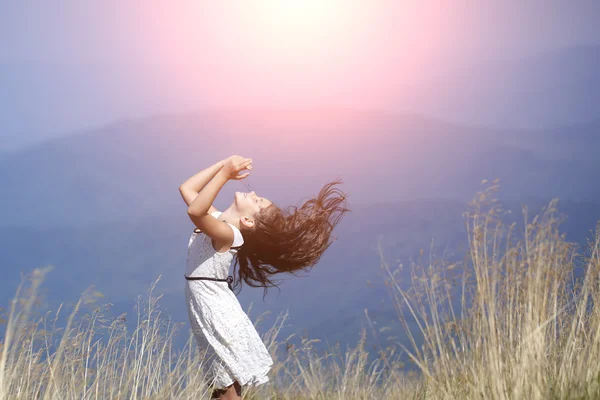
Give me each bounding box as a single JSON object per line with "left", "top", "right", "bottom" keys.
{"left": 422, "top": 45, "right": 600, "bottom": 129}
{"left": 2, "top": 109, "right": 600, "bottom": 228}
{"left": 510, "top": 119, "right": 600, "bottom": 162}
{"left": 2, "top": 44, "right": 599, "bottom": 151}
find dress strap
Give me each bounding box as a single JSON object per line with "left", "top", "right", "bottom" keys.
{"left": 184, "top": 275, "right": 234, "bottom": 291}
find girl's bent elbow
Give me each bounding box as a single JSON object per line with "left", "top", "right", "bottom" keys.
{"left": 188, "top": 208, "right": 208, "bottom": 217}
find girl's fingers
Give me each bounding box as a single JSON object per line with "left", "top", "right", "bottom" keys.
{"left": 239, "top": 160, "right": 252, "bottom": 170}
{"left": 232, "top": 159, "right": 252, "bottom": 176}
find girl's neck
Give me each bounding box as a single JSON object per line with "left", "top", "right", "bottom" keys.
{"left": 219, "top": 208, "right": 241, "bottom": 229}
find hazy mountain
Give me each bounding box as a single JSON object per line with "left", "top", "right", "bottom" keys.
{"left": 2, "top": 45, "right": 599, "bottom": 152}
{"left": 2, "top": 109, "right": 600, "bottom": 228}
{"left": 421, "top": 45, "right": 600, "bottom": 129}
{"left": 509, "top": 119, "right": 600, "bottom": 162}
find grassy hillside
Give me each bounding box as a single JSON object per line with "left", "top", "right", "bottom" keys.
{"left": 2, "top": 189, "right": 600, "bottom": 399}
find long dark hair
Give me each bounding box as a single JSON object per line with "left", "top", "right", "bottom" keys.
{"left": 232, "top": 179, "right": 350, "bottom": 299}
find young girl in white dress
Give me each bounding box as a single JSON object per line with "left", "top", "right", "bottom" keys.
{"left": 179, "top": 155, "right": 349, "bottom": 399}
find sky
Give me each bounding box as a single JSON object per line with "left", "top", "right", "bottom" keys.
{"left": 1, "top": 0, "right": 599, "bottom": 147}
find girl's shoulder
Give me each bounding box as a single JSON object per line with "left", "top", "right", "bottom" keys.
{"left": 189, "top": 211, "right": 244, "bottom": 250}
{"left": 212, "top": 212, "right": 244, "bottom": 250}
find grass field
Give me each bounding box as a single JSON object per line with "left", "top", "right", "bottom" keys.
{"left": 2, "top": 186, "right": 600, "bottom": 399}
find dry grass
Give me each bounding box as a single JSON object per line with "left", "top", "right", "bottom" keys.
{"left": 0, "top": 271, "right": 409, "bottom": 400}
{"left": 383, "top": 183, "right": 600, "bottom": 399}
{"left": 2, "top": 185, "right": 600, "bottom": 399}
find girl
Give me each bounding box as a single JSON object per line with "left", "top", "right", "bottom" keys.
{"left": 179, "top": 155, "right": 349, "bottom": 399}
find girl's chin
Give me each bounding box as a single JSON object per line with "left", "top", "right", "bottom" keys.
{"left": 234, "top": 192, "right": 243, "bottom": 205}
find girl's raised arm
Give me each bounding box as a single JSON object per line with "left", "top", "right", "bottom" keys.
{"left": 187, "top": 156, "right": 252, "bottom": 245}
{"left": 179, "top": 159, "right": 226, "bottom": 214}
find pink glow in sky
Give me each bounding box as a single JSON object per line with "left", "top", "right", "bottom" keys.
{"left": 2, "top": 1, "right": 598, "bottom": 140}
{"left": 140, "top": 1, "right": 454, "bottom": 108}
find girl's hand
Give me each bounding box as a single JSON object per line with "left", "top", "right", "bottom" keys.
{"left": 218, "top": 155, "right": 237, "bottom": 167}
{"left": 222, "top": 155, "right": 252, "bottom": 180}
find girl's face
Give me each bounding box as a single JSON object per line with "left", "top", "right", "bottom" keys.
{"left": 234, "top": 191, "right": 273, "bottom": 218}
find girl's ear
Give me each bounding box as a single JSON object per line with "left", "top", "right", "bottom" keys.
{"left": 240, "top": 216, "right": 255, "bottom": 229}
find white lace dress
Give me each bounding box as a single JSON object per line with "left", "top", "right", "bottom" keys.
{"left": 185, "top": 211, "right": 273, "bottom": 389}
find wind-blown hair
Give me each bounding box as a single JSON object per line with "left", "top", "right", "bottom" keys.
{"left": 232, "top": 179, "right": 350, "bottom": 299}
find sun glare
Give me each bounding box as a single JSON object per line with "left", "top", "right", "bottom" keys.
{"left": 255, "top": 0, "right": 339, "bottom": 25}
{"left": 143, "top": 1, "right": 452, "bottom": 110}
{"left": 251, "top": 0, "right": 349, "bottom": 44}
